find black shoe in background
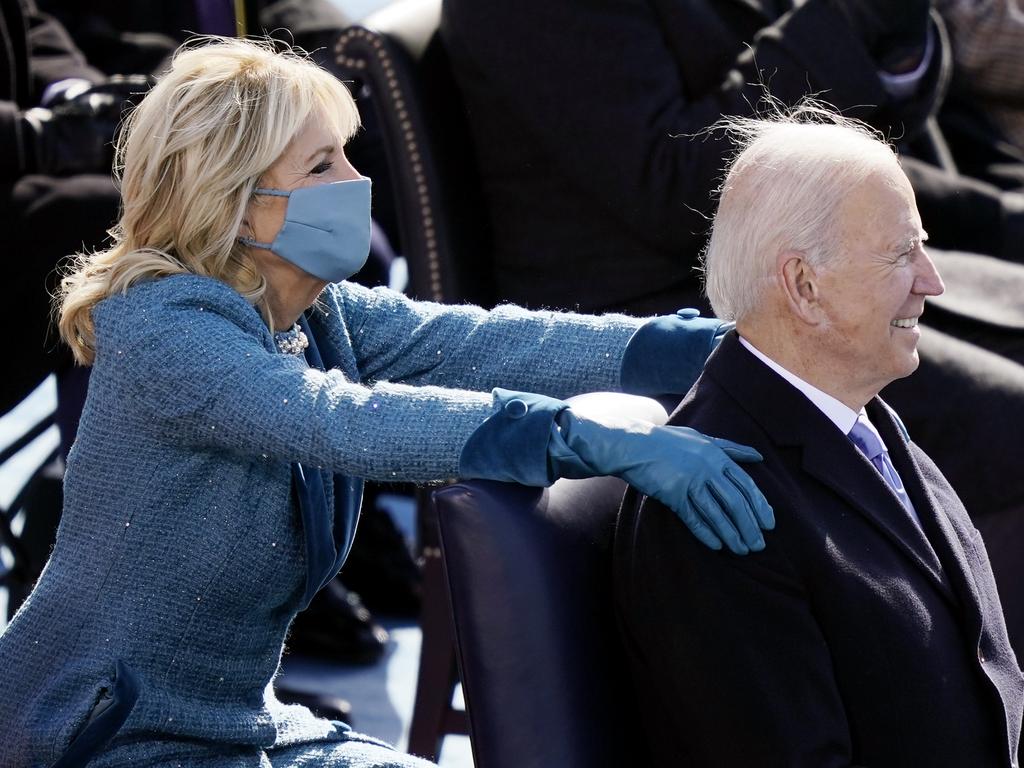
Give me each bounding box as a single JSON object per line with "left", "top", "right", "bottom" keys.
{"left": 340, "top": 487, "right": 423, "bottom": 618}
{"left": 275, "top": 682, "right": 354, "bottom": 726}
{"left": 286, "top": 579, "right": 389, "bottom": 666}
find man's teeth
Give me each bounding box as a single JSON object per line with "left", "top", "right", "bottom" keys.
{"left": 891, "top": 317, "right": 918, "bottom": 328}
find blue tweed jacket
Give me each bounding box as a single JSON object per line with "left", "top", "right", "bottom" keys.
{"left": 0, "top": 274, "right": 669, "bottom": 767}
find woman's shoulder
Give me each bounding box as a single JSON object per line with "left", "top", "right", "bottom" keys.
{"left": 96, "top": 274, "right": 266, "bottom": 335}
{"left": 91, "top": 274, "right": 273, "bottom": 368}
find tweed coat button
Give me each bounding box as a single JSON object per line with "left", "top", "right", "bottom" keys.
{"left": 676, "top": 308, "right": 701, "bottom": 320}
{"left": 504, "top": 399, "right": 528, "bottom": 419}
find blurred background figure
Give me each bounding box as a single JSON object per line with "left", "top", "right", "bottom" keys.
{"left": 1, "top": 0, "right": 150, "bottom": 632}
{"left": 936, "top": 0, "right": 1024, "bottom": 158}
{"left": 442, "top": 0, "right": 1024, "bottom": 314}
{"left": 1, "top": 0, "right": 148, "bottom": 433}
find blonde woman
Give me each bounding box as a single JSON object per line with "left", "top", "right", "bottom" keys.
{"left": 0, "top": 38, "right": 772, "bottom": 767}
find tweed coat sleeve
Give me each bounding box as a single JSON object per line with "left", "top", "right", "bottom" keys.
{"left": 318, "top": 280, "right": 646, "bottom": 399}
{"left": 92, "top": 275, "right": 504, "bottom": 482}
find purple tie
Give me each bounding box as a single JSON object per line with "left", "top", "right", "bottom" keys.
{"left": 848, "top": 416, "right": 919, "bottom": 526}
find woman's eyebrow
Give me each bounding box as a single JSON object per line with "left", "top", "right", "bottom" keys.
{"left": 303, "top": 145, "right": 334, "bottom": 164}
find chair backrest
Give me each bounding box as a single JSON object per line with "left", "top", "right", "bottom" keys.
{"left": 434, "top": 474, "right": 652, "bottom": 768}
{"left": 331, "top": 0, "right": 494, "bottom": 306}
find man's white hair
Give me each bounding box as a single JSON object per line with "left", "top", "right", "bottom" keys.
{"left": 701, "top": 104, "right": 900, "bottom": 321}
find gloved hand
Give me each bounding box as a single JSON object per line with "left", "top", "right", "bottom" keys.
{"left": 20, "top": 74, "right": 153, "bottom": 176}
{"left": 549, "top": 409, "right": 774, "bottom": 554}
{"left": 830, "top": 0, "right": 931, "bottom": 71}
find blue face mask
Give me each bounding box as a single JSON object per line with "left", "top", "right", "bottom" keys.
{"left": 239, "top": 177, "right": 372, "bottom": 283}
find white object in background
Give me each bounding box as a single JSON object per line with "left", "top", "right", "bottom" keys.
{"left": 329, "top": 0, "right": 397, "bottom": 22}
{"left": 0, "top": 375, "right": 59, "bottom": 511}
{"left": 363, "top": 0, "right": 440, "bottom": 58}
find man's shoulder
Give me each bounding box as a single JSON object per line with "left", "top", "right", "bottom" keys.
{"left": 669, "top": 365, "right": 775, "bottom": 455}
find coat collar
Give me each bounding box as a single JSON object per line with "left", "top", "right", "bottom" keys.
{"left": 700, "top": 333, "right": 959, "bottom": 606}
{"left": 870, "top": 399, "right": 984, "bottom": 623}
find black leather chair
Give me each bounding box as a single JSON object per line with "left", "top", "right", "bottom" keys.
{"left": 328, "top": 1, "right": 491, "bottom": 757}
{"left": 433, "top": 478, "right": 647, "bottom": 768}
{"left": 330, "top": 0, "right": 493, "bottom": 306}
{"left": 433, "top": 394, "right": 666, "bottom": 768}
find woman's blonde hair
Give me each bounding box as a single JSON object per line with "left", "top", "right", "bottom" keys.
{"left": 57, "top": 36, "right": 360, "bottom": 364}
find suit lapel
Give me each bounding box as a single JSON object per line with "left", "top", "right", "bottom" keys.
{"left": 796, "top": 426, "right": 955, "bottom": 605}
{"left": 869, "top": 401, "right": 983, "bottom": 619}
{"left": 704, "top": 335, "right": 956, "bottom": 605}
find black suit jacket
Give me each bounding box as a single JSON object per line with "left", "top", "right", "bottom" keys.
{"left": 614, "top": 333, "right": 1024, "bottom": 767}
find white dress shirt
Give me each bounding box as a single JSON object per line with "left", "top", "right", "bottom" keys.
{"left": 738, "top": 335, "right": 920, "bottom": 525}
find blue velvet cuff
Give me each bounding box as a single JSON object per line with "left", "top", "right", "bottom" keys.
{"left": 620, "top": 309, "right": 730, "bottom": 397}
{"left": 547, "top": 409, "right": 600, "bottom": 480}
{"left": 458, "top": 388, "right": 571, "bottom": 487}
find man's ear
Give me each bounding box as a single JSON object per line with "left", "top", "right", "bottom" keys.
{"left": 778, "top": 250, "right": 824, "bottom": 325}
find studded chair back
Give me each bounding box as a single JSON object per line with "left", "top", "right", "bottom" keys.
{"left": 327, "top": 5, "right": 495, "bottom": 758}
{"left": 330, "top": 0, "right": 494, "bottom": 306}
{"left": 433, "top": 476, "right": 651, "bottom": 768}
{"left": 432, "top": 393, "right": 667, "bottom": 768}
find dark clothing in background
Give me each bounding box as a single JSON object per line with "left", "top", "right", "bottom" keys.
{"left": 35, "top": 0, "right": 353, "bottom": 76}
{"left": 0, "top": 0, "right": 104, "bottom": 178}
{"left": 442, "top": 0, "right": 1024, "bottom": 312}
{"left": 0, "top": 0, "right": 117, "bottom": 415}
{"left": 443, "top": 0, "right": 953, "bottom": 313}
{"left": 1, "top": 173, "right": 119, "bottom": 416}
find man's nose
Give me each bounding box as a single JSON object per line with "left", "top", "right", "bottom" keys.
{"left": 915, "top": 248, "right": 945, "bottom": 297}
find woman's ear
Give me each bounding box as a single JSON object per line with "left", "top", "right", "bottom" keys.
{"left": 778, "top": 250, "right": 825, "bottom": 325}
{"left": 238, "top": 201, "right": 256, "bottom": 240}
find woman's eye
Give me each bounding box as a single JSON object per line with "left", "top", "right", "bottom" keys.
{"left": 311, "top": 160, "right": 333, "bottom": 175}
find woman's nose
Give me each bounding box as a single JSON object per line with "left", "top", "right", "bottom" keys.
{"left": 337, "top": 150, "right": 362, "bottom": 182}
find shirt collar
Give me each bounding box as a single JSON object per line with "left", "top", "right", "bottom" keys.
{"left": 738, "top": 335, "right": 861, "bottom": 435}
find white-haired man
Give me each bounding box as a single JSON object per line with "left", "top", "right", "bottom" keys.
{"left": 614, "top": 113, "right": 1024, "bottom": 767}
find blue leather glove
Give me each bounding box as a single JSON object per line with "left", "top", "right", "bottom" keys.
{"left": 620, "top": 308, "right": 734, "bottom": 398}
{"left": 549, "top": 409, "right": 774, "bottom": 554}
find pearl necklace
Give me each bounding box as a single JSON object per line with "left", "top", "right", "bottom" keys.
{"left": 274, "top": 323, "right": 309, "bottom": 355}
